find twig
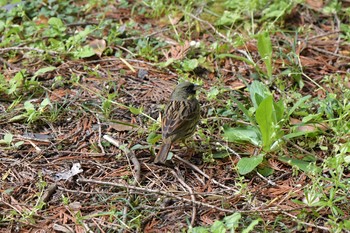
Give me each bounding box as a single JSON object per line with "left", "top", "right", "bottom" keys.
{"left": 77, "top": 178, "right": 235, "bottom": 213}
{"left": 214, "top": 141, "right": 241, "bottom": 159}
{"left": 282, "top": 211, "right": 330, "bottom": 232}
{"left": 174, "top": 155, "right": 239, "bottom": 193}
{"left": 0, "top": 46, "right": 59, "bottom": 55}
{"left": 307, "top": 30, "right": 341, "bottom": 41}
{"left": 171, "top": 168, "right": 197, "bottom": 226}
{"left": 103, "top": 134, "right": 141, "bottom": 233}
{"left": 103, "top": 135, "right": 141, "bottom": 183}
{"left": 95, "top": 114, "right": 105, "bottom": 154}
{"left": 256, "top": 171, "right": 276, "bottom": 186}
{"left": 307, "top": 45, "right": 350, "bottom": 59}
{"left": 77, "top": 178, "right": 310, "bottom": 215}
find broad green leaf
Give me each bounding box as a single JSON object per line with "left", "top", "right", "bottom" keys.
{"left": 257, "top": 32, "right": 272, "bottom": 78}
{"left": 4, "top": 133, "right": 13, "bottom": 145}
{"left": 255, "top": 95, "right": 274, "bottom": 150}
{"left": 24, "top": 101, "right": 35, "bottom": 112}
{"left": 216, "top": 10, "right": 241, "bottom": 26}
{"left": 344, "top": 156, "right": 350, "bottom": 164}
{"left": 223, "top": 125, "right": 261, "bottom": 146}
{"left": 283, "top": 131, "right": 312, "bottom": 140}
{"left": 224, "top": 212, "right": 241, "bottom": 229}
{"left": 188, "top": 226, "right": 210, "bottom": 233}
{"left": 344, "top": 220, "right": 350, "bottom": 230}
{"left": 278, "top": 156, "right": 314, "bottom": 172}
{"left": 74, "top": 45, "right": 95, "bottom": 58}
{"left": 182, "top": 59, "right": 199, "bottom": 71}
{"left": 67, "top": 28, "right": 93, "bottom": 45}
{"left": 210, "top": 220, "right": 226, "bottom": 233}
{"left": 273, "top": 99, "right": 284, "bottom": 122}
{"left": 237, "top": 154, "right": 264, "bottom": 175}
{"left": 48, "top": 17, "right": 65, "bottom": 30}
{"left": 249, "top": 81, "right": 271, "bottom": 109}
{"left": 34, "top": 66, "right": 56, "bottom": 78}
{"left": 207, "top": 87, "right": 220, "bottom": 100}
{"left": 40, "top": 98, "right": 51, "bottom": 109}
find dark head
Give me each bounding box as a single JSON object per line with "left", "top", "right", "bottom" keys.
{"left": 170, "top": 82, "right": 200, "bottom": 100}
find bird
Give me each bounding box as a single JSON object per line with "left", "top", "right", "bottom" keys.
{"left": 154, "top": 81, "right": 200, "bottom": 164}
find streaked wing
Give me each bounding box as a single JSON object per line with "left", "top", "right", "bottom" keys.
{"left": 162, "top": 99, "right": 200, "bottom": 141}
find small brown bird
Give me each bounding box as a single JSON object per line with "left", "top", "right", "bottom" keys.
{"left": 154, "top": 82, "right": 200, "bottom": 164}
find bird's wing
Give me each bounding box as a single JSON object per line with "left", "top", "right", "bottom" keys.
{"left": 162, "top": 100, "right": 199, "bottom": 139}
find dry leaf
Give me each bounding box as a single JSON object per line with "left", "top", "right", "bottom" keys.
{"left": 89, "top": 39, "right": 106, "bottom": 57}
{"left": 110, "top": 123, "right": 134, "bottom": 131}
{"left": 306, "top": 0, "right": 323, "bottom": 9}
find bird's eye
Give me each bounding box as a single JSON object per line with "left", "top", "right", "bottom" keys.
{"left": 186, "top": 84, "right": 195, "bottom": 94}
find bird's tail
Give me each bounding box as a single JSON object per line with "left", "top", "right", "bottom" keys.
{"left": 154, "top": 143, "right": 171, "bottom": 164}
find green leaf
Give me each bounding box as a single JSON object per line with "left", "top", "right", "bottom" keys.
{"left": 33, "top": 66, "right": 57, "bottom": 78}
{"left": 255, "top": 95, "right": 274, "bottom": 150}
{"left": 48, "top": 17, "right": 65, "bottom": 29}
{"left": 223, "top": 125, "right": 261, "bottom": 146}
{"left": 7, "top": 70, "right": 25, "bottom": 95}
{"left": 273, "top": 99, "right": 284, "bottom": 122}
{"left": 207, "top": 87, "right": 220, "bottom": 100}
{"left": 147, "top": 132, "right": 161, "bottom": 145}
{"left": 24, "top": 101, "right": 35, "bottom": 112}
{"left": 283, "top": 131, "right": 313, "bottom": 140}
{"left": 344, "top": 220, "right": 350, "bottom": 230}
{"left": 216, "top": 10, "right": 241, "bottom": 26}
{"left": 278, "top": 156, "right": 314, "bottom": 172}
{"left": 257, "top": 32, "right": 273, "bottom": 78}
{"left": 237, "top": 154, "right": 264, "bottom": 175}
{"left": 129, "top": 106, "right": 142, "bottom": 114}
{"left": 4, "top": 133, "right": 13, "bottom": 145}
{"left": 74, "top": 45, "right": 95, "bottom": 58}
{"left": 14, "top": 141, "right": 24, "bottom": 148}
{"left": 242, "top": 218, "right": 261, "bottom": 233}
{"left": 9, "top": 114, "right": 26, "bottom": 122}
{"left": 130, "top": 144, "right": 148, "bottom": 150}
{"left": 344, "top": 156, "right": 350, "bottom": 164}
{"left": 210, "top": 220, "right": 226, "bottom": 233}
{"left": 288, "top": 95, "right": 311, "bottom": 117}
{"left": 182, "top": 59, "right": 199, "bottom": 71}
{"left": 258, "top": 166, "right": 274, "bottom": 176}
{"left": 249, "top": 81, "right": 271, "bottom": 109}
{"left": 212, "top": 151, "right": 229, "bottom": 159}
{"left": 159, "top": 58, "right": 175, "bottom": 67}
{"left": 230, "top": 96, "right": 255, "bottom": 125}
{"left": 223, "top": 212, "right": 241, "bottom": 229}
{"left": 188, "top": 226, "right": 210, "bottom": 233}
{"left": 40, "top": 98, "right": 51, "bottom": 109}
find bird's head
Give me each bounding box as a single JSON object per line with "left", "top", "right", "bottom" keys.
{"left": 170, "top": 82, "right": 200, "bottom": 100}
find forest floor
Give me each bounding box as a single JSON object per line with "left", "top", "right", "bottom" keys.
{"left": 1, "top": 0, "right": 350, "bottom": 232}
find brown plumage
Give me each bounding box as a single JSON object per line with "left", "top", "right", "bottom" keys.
{"left": 154, "top": 82, "right": 200, "bottom": 164}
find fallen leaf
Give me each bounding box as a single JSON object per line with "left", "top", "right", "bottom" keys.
{"left": 88, "top": 39, "right": 106, "bottom": 57}
{"left": 306, "top": 0, "right": 323, "bottom": 9}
